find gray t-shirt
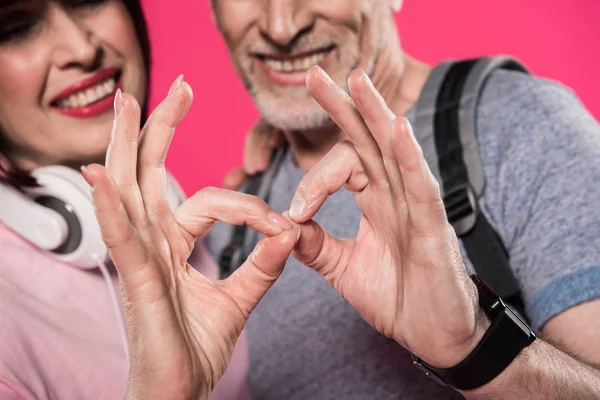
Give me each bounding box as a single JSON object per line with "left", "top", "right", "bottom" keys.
{"left": 207, "top": 69, "right": 600, "bottom": 399}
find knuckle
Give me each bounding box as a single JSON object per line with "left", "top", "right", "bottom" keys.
{"left": 145, "top": 203, "right": 171, "bottom": 221}
{"left": 194, "top": 186, "right": 221, "bottom": 200}
{"left": 115, "top": 179, "right": 137, "bottom": 192}
{"left": 138, "top": 155, "right": 164, "bottom": 169}
{"left": 242, "top": 195, "right": 270, "bottom": 218}
{"left": 333, "top": 140, "right": 355, "bottom": 156}
{"left": 103, "top": 224, "right": 136, "bottom": 250}
{"left": 295, "top": 180, "right": 313, "bottom": 198}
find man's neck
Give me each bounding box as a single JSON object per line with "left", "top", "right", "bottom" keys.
{"left": 286, "top": 46, "right": 432, "bottom": 172}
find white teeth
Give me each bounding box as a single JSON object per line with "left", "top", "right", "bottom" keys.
{"left": 103, "top": 80, "right": 113, "bottom": 93}
{"left": 302, "top": 57, "right": 312, "bottom": 69}
{"left": 264, "top": 50, "right": 329, "bottom": 73}
{"left": 282, "top": 61, "right": 293, "bottom": 72}
{"left": 85, "top": 88, "right": 95, "bottom": 103}
{"left": 77, "top": 92, "right": 87, "bottom": 107}
{"left": 55, "top": 77, "right": 117, "bottom": 109}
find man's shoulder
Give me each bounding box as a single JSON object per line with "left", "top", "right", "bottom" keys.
{"left": 474, "top": 67, "right": 596, "bottom": 167}
{"left": 482, "top": 68, "right": 577, "bottom": 106}
{"left": 478, "top": 68, "right": 583, "bottom": 134}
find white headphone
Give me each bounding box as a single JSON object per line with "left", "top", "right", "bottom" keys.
{"left": 0, "top": 165, "right": 186, "bottom": 269}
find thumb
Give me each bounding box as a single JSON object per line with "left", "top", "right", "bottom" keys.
{"left": 219, "top": 226, "right": 300, "bottom": 315}
{"left": 290, "top": 216, "right": 351, "bottom": 281}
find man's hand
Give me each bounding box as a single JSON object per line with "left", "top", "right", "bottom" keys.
{"left": 83, "top": 77, "right": 298, "bottom": 400}
{"left": 289, "top": 66, "right": 488, "bottom": 369}
{"left": 222, "top": 120, "right": 283, "bottom": 190}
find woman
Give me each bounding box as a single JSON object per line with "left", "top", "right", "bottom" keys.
{"left": 0, "top": 1, "right": 283, "bottom": 398}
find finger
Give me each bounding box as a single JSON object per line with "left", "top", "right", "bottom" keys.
{"left": 220, "top": 226, "right": 299, "bottom": 315}
{"left": 81, "top": 164, "right": 153, "bottom": 284}
{"left": 289, "top": 141, "right": 368, "bottom": 222}
{"left": 105, "top": 90, "right": 146, "bottom": 227}
{"left": 289, "top": 215, "right": 351, "bottom": 283}
{"left": 174, "top": 187, "right": 292, "bottom": 239}
{"left": 137, "top": 75, "right": 193, "bottom": 220}
{"left": 268, "top": 129, "right": 285, "bottom": 148}
{"left": 222, "top": 166, "right": 247, "bottom": 190}
{"left": 391, "top": 117, "right": 447, "bottom": 234}
{"left": 347, "top": 70, "right": 405, "bottom": 198}
{"left": 306, "top": 65, "right": 389, "bottom": 187}
{"left": 244, "top": 121, "right": 278, "bottom": 175}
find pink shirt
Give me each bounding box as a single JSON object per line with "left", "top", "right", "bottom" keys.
{"left": 0, "top": 222, "right": 250, "bottom": 400}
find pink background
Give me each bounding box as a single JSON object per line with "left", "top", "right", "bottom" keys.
{"left": 141, "top": 0, "right": 600, "bottom": 195}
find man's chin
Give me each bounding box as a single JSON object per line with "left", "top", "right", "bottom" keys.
{"left": 255, "top": 99, "right": 332, "bottom": 131}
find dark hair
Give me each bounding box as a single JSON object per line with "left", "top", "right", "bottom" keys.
{"left": 0, "top": 0, "right": 152, "bottom": 191}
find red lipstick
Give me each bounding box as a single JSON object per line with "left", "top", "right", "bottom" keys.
{"left": 50, "top": 67, "right": 121, "bottom": 119}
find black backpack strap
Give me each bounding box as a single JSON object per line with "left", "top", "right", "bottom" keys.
{"left": 414, "top": 56, "right": 529, "bottom": 320}
{"left": 218, "top": 145, "right": 288, "bottom": 279}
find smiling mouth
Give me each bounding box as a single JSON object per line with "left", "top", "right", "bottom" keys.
{"left": 254, "top": 45, "right": 335, "bottom": 73}
{"left": 52, "top": 73, "right": 119, "bottom": 109}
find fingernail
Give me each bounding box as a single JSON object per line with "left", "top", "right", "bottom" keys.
{"left": 406, "top": 118, "right": 414, "bottom": 134}
{"left": 314, "top": 65, "right": 326, "bottom": 77}
{"left": 402, "top": 117, "right": 414, "bottom": 136}
{"left": 268, "top": 211, "right": 293, "bottom": 230}
{"left": 360, "top": 69, "right": 372, "bottom": 84}
{"left": 361, "top": 71, "right": 377, "bottom": 96}
{"left": 289, "top": 193, "right": 307, "bottom": 220}
{"left": 307, "top": 65, "right": 326, "bottom": 87}
{"left": 168, "top": 74, "right": 184, "bottom": 97}
{"left": 294, "top": 223, "right": 301, "bottom": 240}
{"left": 114, "top": 89, "right": 123, "bottom": 117}
{"left": 80, "top": 165, "right": 92, "bottom": 183}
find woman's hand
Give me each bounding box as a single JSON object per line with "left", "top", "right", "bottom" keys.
{"left": 83, "top": 77, "right": 299, "bottom": 400}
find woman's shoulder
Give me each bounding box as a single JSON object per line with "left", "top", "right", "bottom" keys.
{"left": 0, "top": 222, "right": 128, "bottom": 399}
{"left": 0, "top": 290, "right": 38, "bottom": 400}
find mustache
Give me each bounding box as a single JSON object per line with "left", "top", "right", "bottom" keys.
{"left": 246, "top": 34, "right": 338, "bottom": 55}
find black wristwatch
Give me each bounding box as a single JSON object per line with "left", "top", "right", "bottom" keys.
{"left": 411, "top": 275, "right": 536, "bottom": 391}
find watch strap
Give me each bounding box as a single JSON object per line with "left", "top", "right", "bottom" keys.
{"left": 412, "top": 275, "right": 536, "bottom": 390}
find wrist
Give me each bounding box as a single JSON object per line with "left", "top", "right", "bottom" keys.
{"left": 419, "top": 280, "right": 490, "bottom": 368}
{"left": 434, "top": 305, "right": 491, "bottom": 368}
{"left": 411, "top": 275, "right": 536, "bottom": 391}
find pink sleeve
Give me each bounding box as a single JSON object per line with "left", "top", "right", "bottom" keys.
{"left": 0, "top": 380, "right": 30, "bottom": 400}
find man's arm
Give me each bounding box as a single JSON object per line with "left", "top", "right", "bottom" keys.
{"left": 467, "top": 298, "right": 600, "bottom": 399}
{"left": 289, "top": 66, "right": 600, "bottom": 398}
{"left": 454, "top": 70, "right": 600, "bottom": 397}
{"left": 542, "top": 299, "right": 600, "bottom": 365}
{"left": 463, "top": 337, "right": 600, "bottom": 399}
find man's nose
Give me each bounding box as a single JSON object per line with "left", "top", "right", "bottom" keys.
{"left": 258, "top": 0, "right": 316, "bottom": 47}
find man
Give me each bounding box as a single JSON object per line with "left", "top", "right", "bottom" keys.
{"left": 207, "top": 0, "right": 600, "bottom": 398}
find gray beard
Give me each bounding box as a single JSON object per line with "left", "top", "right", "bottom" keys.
{"left": 252, "top": 90, "right": 333, "bottom": 131}
{"left": 248, "top": 68, "right": 364, "bottom": 132}
{"left": 242, "top": 44, "right": 377, "bottom": 132}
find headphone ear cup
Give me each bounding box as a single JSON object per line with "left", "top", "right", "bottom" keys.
{"left": 25, "top": 167, "right": 184, "bottom": 269}
{"left": 30, "top": 166, "right": 108, "bottom": 269}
